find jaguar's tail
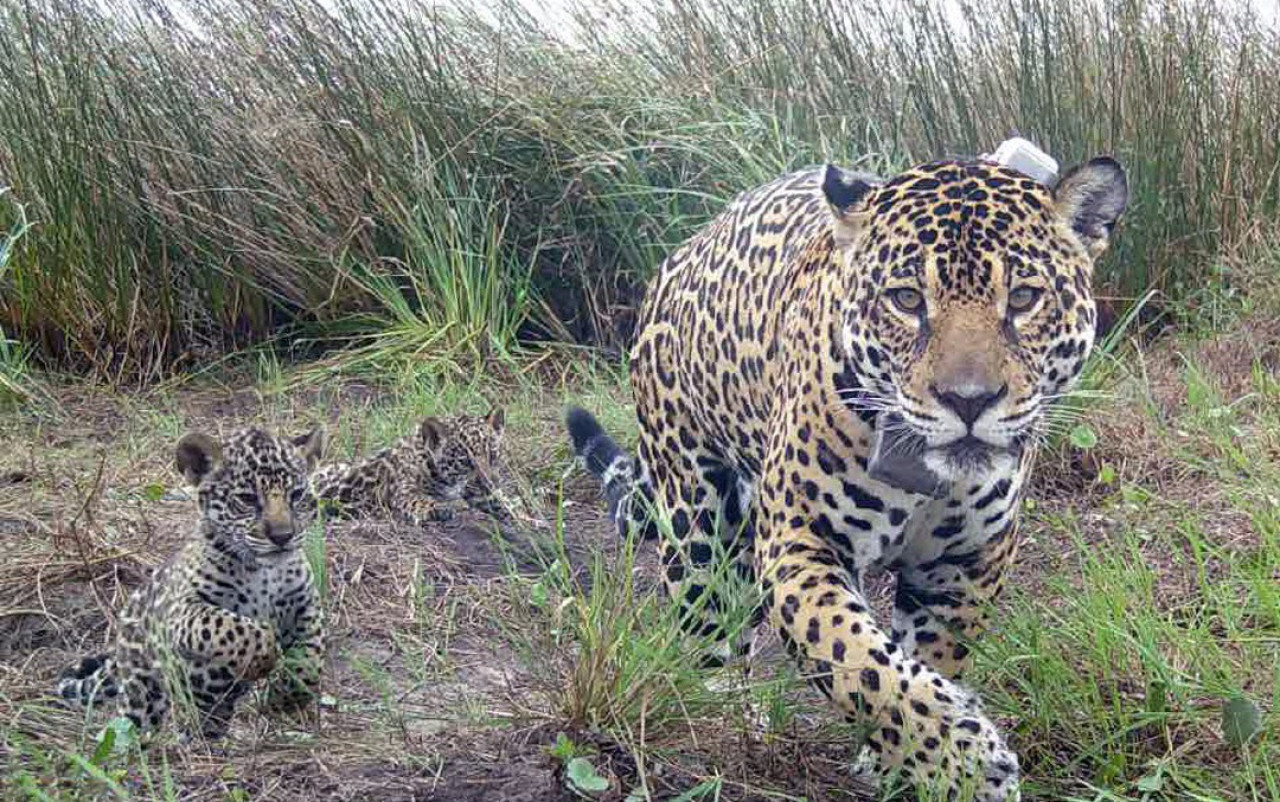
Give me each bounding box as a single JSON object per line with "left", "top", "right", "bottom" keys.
{"left": 565, "top": 407, "right": 652, "bottom": 538}
{"left": 56, "top": 653, "right": 119, "bottom": 709}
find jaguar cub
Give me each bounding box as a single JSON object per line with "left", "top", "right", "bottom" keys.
{"left": 310, "top": 409, "right": 523, "bottom": 527}
{"left": 58, "top": 427, "right": 326, "bottom": 739}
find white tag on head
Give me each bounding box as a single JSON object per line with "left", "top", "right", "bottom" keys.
{"left": 986, "top": 137, "right": 1060, "bottom": 187}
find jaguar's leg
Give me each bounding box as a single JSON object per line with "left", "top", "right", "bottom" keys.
{"left": 309, "top": 462, "right": 364, "bottom": 519}
{"left": 171, "top": 602, "right": 278, "bottom": 682}
{"left": 892, "top": 517, "right": 1019, "bottom": 680}
{"left": 400, "top": 494, "right": 468, "bottom": 525}
{"left": 162, "top": 603, "right": 275, "bottom": 739}
{"left": 757, "top": 427, "right": 1019, "bottom": 800}
{"left": 265, "top": 574, "right": 325, "bottom": 714}
{"left": 112, "top": 606, "right": 171, "bottom": 736}
{"left": 465, "top": 485, "right": 515, "bottom": 523}
{"left": 757, "top": 521, "right": 1018, "bottom": 800}
{"left": 461, "top": 466, "right": 540, "bottom": 528}
{"left": 640, "top": 437, "right": 757, "bottom": 668}
{"left": 185, "top": 661, "right": 252, "bottom": 739}
{"left": 115, "top": 651, "right": 169, "bottom": 735}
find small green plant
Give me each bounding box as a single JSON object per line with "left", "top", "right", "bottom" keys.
{"left": 548, "top": 734, "right": 611, "bottom": 797}
{"left": 1068, "top": 423, "right": 1098, "bottom": 450}
{"left": 61, "top": 716, "right": 176, "bottom": 800}
{"left": 1221, "top": 696, "right": 1263, "bottom": 748}
{"left": 564, "top": 757, "right": 610, "bottom": 795}
{"left": 546, "top": 731, "right": 583, "bottom": 762}
{"left": 665, "top": 778, "right": 725, "bottom": 801}
{"left": 94, "top": 717, "right": 138, "bottom": 756}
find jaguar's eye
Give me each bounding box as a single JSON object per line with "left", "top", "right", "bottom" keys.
{"left": 887, "top": 287, "right": 925, "bottom": 314}
{"left": 1007, "top": 286, "right": 1043, "bottom": 313}
{"left": 234, "top": 491, "right": 259, "bottom": 509}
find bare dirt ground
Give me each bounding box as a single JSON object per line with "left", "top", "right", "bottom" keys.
{"left": 0, "top": 381, "right": 876, "bottom": 801}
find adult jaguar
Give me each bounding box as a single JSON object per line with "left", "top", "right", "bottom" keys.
{"left": 58, "top": 426, "right": 327, "bottom": 739}
{"left": 566, "top": 155, "right": 1127, "bottom": 799}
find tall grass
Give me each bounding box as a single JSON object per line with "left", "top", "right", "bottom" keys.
{"left": 0, "top": 189, "right": 36, "bottom": 401}
{"left": 1, "top": 0, "right": 1276, "bottom": 378}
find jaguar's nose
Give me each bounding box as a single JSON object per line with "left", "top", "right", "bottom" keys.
{"left": 930, "top": 383, "right": 1008, "bottom": 427}
{"left": 263, "top": 518, "right": 296, "bottom": 547}
{"left": 261, "top": 492, "right": 297, "bottom": 547}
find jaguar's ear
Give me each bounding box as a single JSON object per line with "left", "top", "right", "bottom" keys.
{"left": 821, "top": 164, "right": 876, "bottom": 248}
{"left": 418, "top": 417, "right": 445, "bottom": 451}
{"left": 175, "top": 432, "right": 223, "bottom": 487}
{"left": 485, "top": 407, "right": 506, "bottom": 434}
{"left": 290, "top": 426, "right": 326, "bottom": 470}
{"left": 1053, "top": 156, "right": 1128, "bottom": 258}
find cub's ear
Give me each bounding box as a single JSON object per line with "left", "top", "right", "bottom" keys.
{"left": 175, "top": 433, "right": 223, "bottom": 487}
{"left": 418, "top": 417, "right": 446, "bottom": 451}
{"left": 485, "top": 407, "right": 506, "bottom": 433}
{"left": 291, "top": 426, "right": 326, "bottom": 470}
{"left": 1053, "top": 156, "right": 1128, "bottom": 257}
{"left": 821, "top": 164, "right": 876, "bottom": 248}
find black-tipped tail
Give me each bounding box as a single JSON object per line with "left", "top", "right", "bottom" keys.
{"left": 565, "top": 406, "right": 643, "bottom": 535}
{"left": 56, "top": 653, "right": 118, "bottom": 708}
{"left": 566, "top": 407, "right": 625, "bottom": 478}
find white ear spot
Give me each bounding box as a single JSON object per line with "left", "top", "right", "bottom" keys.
{"left": 1052, "top": 157, "right": 1128, "bottom": 257}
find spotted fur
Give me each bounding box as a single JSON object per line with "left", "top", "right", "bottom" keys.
{"left": 57, "top": 427, "right": 327, "bottom": 738}
{"left": 310, "top": 409, "right": 521, "bottom": 527}
{"left": 567, "top": 157, "right": 1128, "bottom": 799}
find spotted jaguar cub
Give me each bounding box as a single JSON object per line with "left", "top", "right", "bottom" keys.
{"left": 310, "top": 409, "right": 525, "bottom": 527}
{"left": 58, "top": 427, "right": 327, "bottom": 739}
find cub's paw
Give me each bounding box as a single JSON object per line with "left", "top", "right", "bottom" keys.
{"left": 240, "top": 627, "right": 280, "bottom": 683}
{"left": 426, "top": 506, "right": 456, "bottom": 522}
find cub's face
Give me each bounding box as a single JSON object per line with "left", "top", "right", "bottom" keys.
{"left": 410, "top": 408, "right": 506, "bottom": 497}
{"left": 824, "top": 158, "right": 1127, "bottom": 481}
{"left": 176, "top": 427, "right": 325, "bottom": 555}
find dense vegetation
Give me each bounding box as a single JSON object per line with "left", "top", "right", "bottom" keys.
{"left": 1, "top": 0, "right": 1277, "bottom": 381}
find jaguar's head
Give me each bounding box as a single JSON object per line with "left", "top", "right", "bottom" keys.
{"left": 413, "top": 408, "right": 507, "bottom": 496}
{"left": 176, "top": 426, "right": 325, "bottom": 555}
{"left": 825, "top": 157, "right": 1127, "bottom": 482}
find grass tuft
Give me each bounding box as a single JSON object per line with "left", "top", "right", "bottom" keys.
{"left": 2, "top": 0, "right": 1277, "bottom": 376}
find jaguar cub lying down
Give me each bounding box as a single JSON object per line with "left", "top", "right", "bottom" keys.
{"left": 58, "top": 426, "right": 326, "bottom": 739}
{"left": 310, "top": 409, "right": 532, "bottom": 528}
